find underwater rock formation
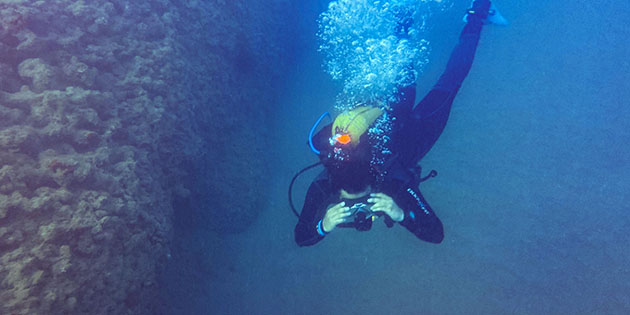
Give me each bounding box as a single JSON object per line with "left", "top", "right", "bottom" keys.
{"left": 166, "top": 0, "right": 294, "bottom": 234}
{"left": 0, "top": 0, "right": 292, "bottom": 314}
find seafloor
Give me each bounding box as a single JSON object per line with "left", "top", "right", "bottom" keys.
{"left": 1, "top": 0, "right": 629, "bottom": 315}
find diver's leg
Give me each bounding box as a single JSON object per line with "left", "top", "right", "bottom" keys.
{"left": 398, "top": 1, "right": 490, "bottom": 166}
{"left": 390, "top": 8, "right": 417, "bottom": 121}
{"left": 390, "top": 83, "right": 416, "bottom": 124}
{"left": 397, "top": 90, "right": 454, "bottom": 167}
{"left": 415, "top": 1, "right": 488, "bottom": 118}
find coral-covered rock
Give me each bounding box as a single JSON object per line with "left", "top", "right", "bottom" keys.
{"left": 17, "top": 58, "right": 55, "bottom": 92}
{"left": 0, "top": 63, "right": 20, "bottom": 92}
{"left": 0, "top": 0, "right": 292, "bottom": 314}
{"left": 61, "top": 56, "right": 97, "bottom": 88}
{"left": 0, "top": 126, "right": 40, "bottom": 156}
{"left": 0, "top": 1, "right": 180, "bottom": 313}
{"left": 0, "top": 104, "right": 24, "bottom": 126}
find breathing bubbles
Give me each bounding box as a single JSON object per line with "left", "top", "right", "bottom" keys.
{"left": 318, "top": 0, "right": 444, "bottom": 175}
{"left": 317, "top": 0, "right": 437, "bottom": 111}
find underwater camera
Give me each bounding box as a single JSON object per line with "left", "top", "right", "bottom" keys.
{"left": 338, "top": 195, "right": 377, "bottom": 231}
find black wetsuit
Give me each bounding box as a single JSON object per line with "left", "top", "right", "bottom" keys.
{"left": 295, "top": 10, "right": 487, "bottom": 247}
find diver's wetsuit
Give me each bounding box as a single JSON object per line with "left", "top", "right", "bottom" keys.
{"left": 393, "top": 14, "right": 487, "bottom": 167}
{"left": 295, "top": 9, "right": 487, "bottom": 247}
{"left": 295, "top": 160, "right": 444, "bottom": 246}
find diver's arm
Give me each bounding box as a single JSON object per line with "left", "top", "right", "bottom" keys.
{"left": 322, "top": 201, "right": 352, "bottom": 233}
{"left": 294, "top": 181, "right": 329, "bottom": 246}
{"left": 368, "top": 193, "right": 404, "bottom": 222}
{"left": 395, "top": 186, "right": 444, "bottom": 243}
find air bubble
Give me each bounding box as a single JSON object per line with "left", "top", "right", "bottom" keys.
{"left": 317, "top": 0, "right": 434, "bottom": 111}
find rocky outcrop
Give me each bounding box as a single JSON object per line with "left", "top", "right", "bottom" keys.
{"left": 0, "top": 1, "right": 185, "bottom": 313}
{"left": 0, "top": 0, "right": 293, "bottom": 314}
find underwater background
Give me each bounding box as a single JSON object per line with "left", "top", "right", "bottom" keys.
{"left": 0, "top": 0, "right": 629, "bottom": 314}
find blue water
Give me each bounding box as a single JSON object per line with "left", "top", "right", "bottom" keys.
{"left": 5, "top": 0, "right": 622, "bottom": 313}
{"left": 162, "top": 0, "right": 630, "bottom": 314}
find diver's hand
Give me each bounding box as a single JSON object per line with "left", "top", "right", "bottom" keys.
{"left": 322, "top": 201, "right": 351, "bottom": 233}
{"left": 368, "top": 193, "right": 404, "bottom": 222}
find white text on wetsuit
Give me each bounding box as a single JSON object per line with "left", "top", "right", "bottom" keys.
{"left": 407, "top": 188, "right": 430, "bottom": 215}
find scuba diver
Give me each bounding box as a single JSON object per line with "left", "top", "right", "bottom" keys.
{"left": 292, "top": 0, "right": 507, "bottom": 246}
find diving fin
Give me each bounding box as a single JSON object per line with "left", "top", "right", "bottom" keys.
{"left": 463, "top": 2, "right": 509, "bottom": 26}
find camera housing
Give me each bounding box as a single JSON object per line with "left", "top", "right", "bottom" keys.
{"left": 338, "top": 196, "right": 377, "bottom": 231}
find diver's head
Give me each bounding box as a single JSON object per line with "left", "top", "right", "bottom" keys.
{"left": 325, "top": 132, "right": 374, "bottom": 193}
{"left": 328, "top": 106, "right": 383, "bottom": 162}
{"left": 323, "top": 106, "right": 385, "bottom": 193}
{"left": 328, "top": 159, "right": 375, "bottom": 194}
